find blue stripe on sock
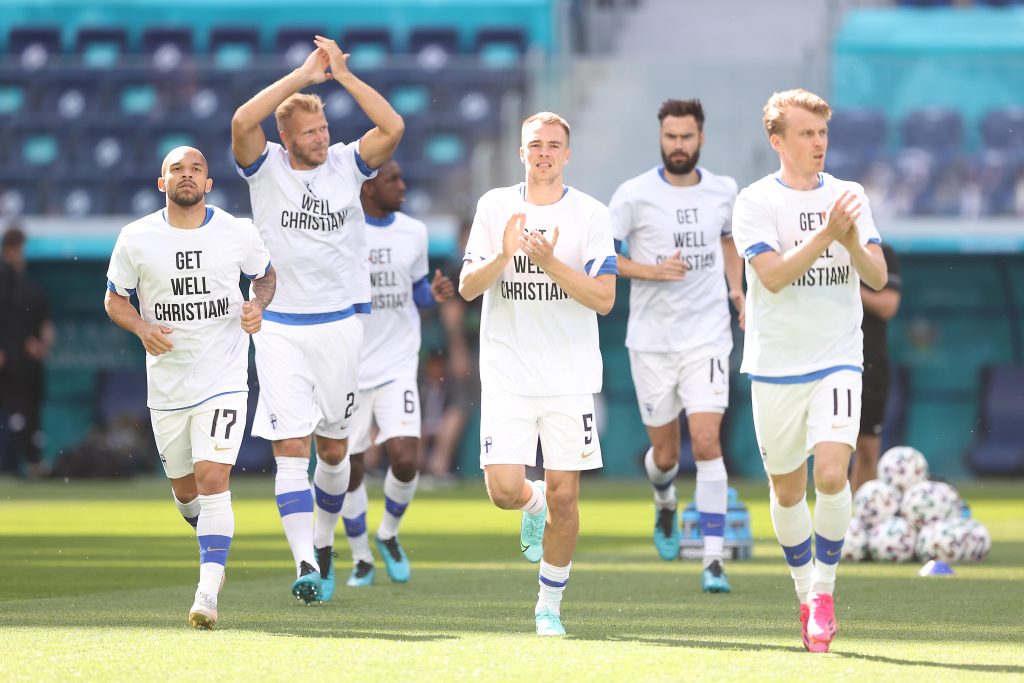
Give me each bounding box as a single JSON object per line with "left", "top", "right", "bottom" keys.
{"left": 652, "top": 479, "right": 674, "bottom": 492}
{"left": 539, "top": 575, "right": 568, "bottom": 588}
{"left": 815, "top": 533, "right": 844, "bottom": 565}
{"left": 344, "top": 512, "right": 367, "bottom": 537}
{"left": 782, "top": 537, "right": 813, "bottom": 567}
{"left": 198, "top": 534, "right": 232, "bottom": 566}
{"left": 314, "top": 485, "right": 346, "bottom": 514}
{"left": 184, "top": 515, "right": 199, "bottom": 529}
{"left": 384, "top": 496, "right": 409, "bottom": 518}
{"left": 699, "top": 512, "right": 726, "bottom": 538}
{"left": 275, "top": 490, "right": 314, "bottom": 516}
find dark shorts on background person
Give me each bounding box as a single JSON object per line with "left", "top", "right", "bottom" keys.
{"left": 860, "top": 357, "right": 889, "bottom": 437}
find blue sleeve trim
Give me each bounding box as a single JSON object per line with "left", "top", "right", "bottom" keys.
{"left": 613, "top": 239, "right": 623, "bottom": 254}
{"left": 237, "top": 149, "right": 269, "bottom": 178}
{"left": 744, "top": 242, "right": 775, "bottom": 260}
{"left": 867, "top": 237, "right": 881, "bottom": 246}
{"left": 244, "top": 261, "right": 272, "bottom": 281}
{"left": 106, "top": 279, "right": 136, "bottom": 296}
{"left": 748, "top": 365, "right": 862, "bottom": 385}
{"left": 412, "top": 276, "right": 435, "bottom": 308}
{"left": 105, "top": 279, "right": 116, "bottom": 293}
{"left": 354, "top": 149, "right": 376, "bottom": 178}
{"left": 595, "top": 255, "right": 618, "bottom": 276}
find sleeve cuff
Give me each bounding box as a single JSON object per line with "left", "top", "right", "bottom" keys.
{"left": 744, "top": 242, "right": 776, "bottom": 260}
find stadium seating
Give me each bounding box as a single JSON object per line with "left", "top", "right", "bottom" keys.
{"left": 76, "top": 27, "right": 129, "bottom": 68}
{"left": 968, "top": 365, "right": 1024, "bottom": 475}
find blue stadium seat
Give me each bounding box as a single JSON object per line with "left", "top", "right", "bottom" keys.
{"left": 108, "top": 69, "right": 164, "bottom": 124}
{"left": 8, "top": 26, "right": 62, "bottom": 70}
{"left": 0, "top": 178, "right": 44, "bottom": 217}
{"left": 94, "top": 369, "right": 149, "bottom": 427}
{"left": 72, "top": 124, "right": 142, "bottom": 176}
{"left": 275, "top": 27, "right": 328, "bottom": 69}
{"left": 409, "top": 28, "right": 460, "bottom": 71}
{"left": 7, "top": 126, "right": 68, "bottom": 173}
{"left": 115, "top": 178, "right": 165, "bottom": 216}
{"left": 75, "top": 27, "right": 128, "bottom": 68}
{"left": 39, "top": 75, "right": 108, "bottom": 126}
{"left": 901, "top": 107, "right": 963, "bottom": 159}
{"left": 342, "top": 27, "right": 393, "bottom": 70}
{"left": 141, "top": 27, "right": 194, "bottom": 73}
{"left": 980, "top": 106, "right": 1024, "bottom": 153}
{"left": 46, "top": 177, "right": 113, "bottom": 216}
{"left": 209, "top": 26, "right": 261, "bottom": 71}
{"left": 0, "top": 68, "right": 33, "bottom": 126}
{"left": 474, "top": 27, "right": 526, "bottom": 74}
{"left": 968, "top": 365, "right": 1024, "bottom": 475}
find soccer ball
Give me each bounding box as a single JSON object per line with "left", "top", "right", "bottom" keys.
{"left": 956, "top": 519, "right": 992, "bottom": 562}
{"left": 900, "top": 480, "right": 961, "bottom": 529}
{"left": 868, "top": 516, "right": 917, "bottom": 562}
{"left": 841, "top": 518, "right": 870, "bottom": 562}
{"left": 915, "top": 520, "right": 964, "bottom": 562}
{"left": 853, "top": 479, "right": 901, "bottom": 526}
{"left": 877, "top": 446, "right": 929, "bottom": 493}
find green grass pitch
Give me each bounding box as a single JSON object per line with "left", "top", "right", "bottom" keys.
{"left": 1, "top": 477, "right": 1022, "bottom": 682}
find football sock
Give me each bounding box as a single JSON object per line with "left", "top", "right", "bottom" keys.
{"left": 645, "top": 447, "right": 679, "bottom": 510}
{"left": 771, "top": 492, "right": 814, "bottom": 603}
{"left": 313, "top": 455, "right": 350, "bottom": 550}
{"left": 378, "top": 468, "right": 419, "bottom": 540}
{"left": 196, "top": 491, "right": 233, "bottom": 595}
{"left": 536, "top": 560, "right": 571, "bottom": 616}
{"left": 812, "top": 482, "right": 852, "bottom": 595}
{"left": 173, "top": 492, "right": 200, "bottom": 529}
{"left": 520, "top": 480, "right": 546, "bottom": 515}
{"left": 342, "top": 481, "right": 374, "bottom": 564}
{"left": 696, "top": 457, "right": 728, "bottom": 567}
{"left": 274, "top": 456, "right": 318, "bottom": 574}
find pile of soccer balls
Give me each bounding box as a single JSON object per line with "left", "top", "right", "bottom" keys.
{"left": 843, "top": 446, "right": 991, "bottom": 563}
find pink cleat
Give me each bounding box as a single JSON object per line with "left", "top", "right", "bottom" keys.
{"left": 805, "top": 592, "right": 837, "bottom": 651}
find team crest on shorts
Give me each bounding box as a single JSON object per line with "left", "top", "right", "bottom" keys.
{"left": 270, "top": 414, "right": 278, "bottom": 430}
{"left": 644, "top": 403, "right": 654, "bottom": 416}
{"left": 484, "top": 437, "right": 493, "bottom": 453}
{"left": 760, "top": 446, "right": 768, "bottom": 462}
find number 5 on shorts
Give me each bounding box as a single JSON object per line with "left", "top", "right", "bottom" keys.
{"left": 583, "top": 412, "right": 593, "bottom": 445}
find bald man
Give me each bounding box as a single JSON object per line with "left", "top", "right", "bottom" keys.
{"left": 104, "top": 147, "right": 277, "bottom": 630}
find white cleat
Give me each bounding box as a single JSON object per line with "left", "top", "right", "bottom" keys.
{"left": 189, "top": 590, "right": 219, "bottom": 630}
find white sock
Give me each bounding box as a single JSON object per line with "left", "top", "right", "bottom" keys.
{"left": 644, "top": 447, "right": 678, "bottom": 510}
{"left": 274, "top": 456, "right": 318, "bottom": 574}
{"left": 313, "top": 456, "right": 351, "bottom": 550}
{"left": 196, "top": 491, "right": 233, "bottom": 595}
{"left": 377, "top": 468, "right": 419, "bottom": 540}
{"left": 770, "top": 492, "right": 814, "bottom": 603}
{"left": 536, "top": 560, "right": 571, "bottom": 616}
{"left": 342, "top": 481, "right": 374, "bottom": 564}
{"left": 520, "top": 480, "right": 546, "bottom": 516}
{"left": 173, "top": 492, "right": 200, "bottom": 529}
{"left": 812, "top": 482, "right": 852, "bottom": 595}
{"left": 695, "top": 457, "right": 728, "bottom": 567}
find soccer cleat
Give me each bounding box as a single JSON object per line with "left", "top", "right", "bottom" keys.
{"left": 346, "top": 560, "right": 376, "bottom": 587}
{"left": 375, "top": 535, "right": 411, "bottom": 583}
{"left": 701, "top": 559, "right": 732, "bottom": 593}
{"left": 535, "top": 609, "right": 566, "bottom": 636}
{"left": 806, "top": 592, "right": 837, "bottom": 650}
{"left": 316, "top": 546, "right": 338, "bottom": 602}
{"left": 290, "top": 560, "right": 322, "bottom": 604}
{"left": 188, "top": 590, "right": 218, "bottom": 630}
{"left": 800, "top": 603, "right": 828, "bottom": 652}
{"left": 653, "top": 506, "right": 680, "bottom": 561}
{"left": 520, "top": 481, "right": 547, "bottom": 563}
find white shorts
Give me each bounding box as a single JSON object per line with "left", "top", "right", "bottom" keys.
{"left": 349, "top": 376, "right": 422, "bottom": 455}
{"left": 150, "top": 392, "right": 248, "bottom": 480}
{"left": 251, "top": 316, "right": 364, "bottom": 441}
{"left": 629, "top": 350, "right": 730, "bottom": 427}
{"left": 750, "top": 370, "right": 862, "bottom": 476}
{"left": 479, "top": 389, "right": 602, "bottom": 472}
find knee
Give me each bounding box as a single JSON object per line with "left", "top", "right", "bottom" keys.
{"left": 386, "top": 438, "right": 419, "bottom": 481}
{"left": 274, "top": 439, "right": 309, "bottom": 459}
{"left": 691, "top": 432, "right": 721, "bottom": 462}
{"left": 485, "top": 478, "right": 523, "bottom": 510}
{"left": 171, "top": 481, "right": 198, "bottom": 503}
{"left": 814, "top": 462, "right": 848, "bottom": 494}
{"left": 317, "top": 440, "right": 348, "bottom": 466}
{"left": 652, "top": 443, "right": 680, "bottom": 471}
{"left": 772, "top": 483, "right": 805, "bottom": 508}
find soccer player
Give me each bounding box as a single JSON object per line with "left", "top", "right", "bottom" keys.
{"left": 608, "top": 99, "right": 743, "bottom": 592}
{"left": 104, "top": 146, "right": 275, "bottom": 629}
{"left": 231, "top": 35, "right": 403, "bottom": 603}
{"left": 340, "top": 159, "right": 454, "bottom": 587}
{"left": 850, "top": 241, "right": 901, "bottom": 493}
{"left": 732, "top": 89, "right": 887, "bottom": 652}
{"left": 459, "top": 112, "right": 618, "bottom": 636}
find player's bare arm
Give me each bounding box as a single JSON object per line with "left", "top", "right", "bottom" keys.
{"left": 521, "top": 227, "right": 616, "bottom": 315}
{"left": 242, "top": 265, "right": 277, "bottom": 334}
{"left": 313, "top": 36, "right": 405, "bottom": 169}
{"left": 838, "top": 226, "right": 887, "bottom": 291}
{"left": 231, "top": 47, "right": 331, "bottom": 166}
{"left": 721, "top": 236, "right": 746, "bottom": 330}
{"left": 750, "top": 191, "right": 859, "bottom": 293}
{"left": 459, "top": 213, "right": 525, "bottom": 301}
{"left": 430, "top": 269, "right": 456, "bottom": 302}
{"left": 103, "top": 290, "right": 174, "bottom": 356}
{"left": 616, "top": 249, "right": 688, "bottom": 281}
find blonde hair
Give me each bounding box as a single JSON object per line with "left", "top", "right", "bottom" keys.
{"left": 275, "top": 93, "right": 325, "bottom": 130}
{"left": 522, "top": 111, "right": 571, "bottom": 142}
{"left": 762, "top": 89, "right": 831, "bottom": 138}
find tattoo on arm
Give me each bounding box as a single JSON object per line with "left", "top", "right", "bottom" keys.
{"left": 251, "top": 266, "right": 276, "bottom": 310}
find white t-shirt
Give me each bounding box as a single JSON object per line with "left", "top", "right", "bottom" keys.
{"left": 359, "top": 211, "right": 430, "bottom": 389}
{"left": 731, "top": 172, "right": 882, "bottom": 379}
{"left": 106, "top": 206, "right": 272, "bottom": 410}
{"left": 238, "top": 140, "right": 375, "bottom": 317}
{"left": 609, "top": 166, "right": 737, "bottom": 357}
{"left": 464, "top": 184, "right": 618, "bottom": 397}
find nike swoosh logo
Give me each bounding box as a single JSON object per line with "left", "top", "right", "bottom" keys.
{"left": 827, "top": 549, "right": 840, "bottom": 557}
{"left": 793, "top": 548, "right": 810, "bottom": 561}
{"left": 214, "top": 445, "right": 232, "bottom": 452}
{"left": 706, "top": 522, "right": 722, "bottom": 528}
{"left": 521, "top": 543, "right": 530, "bottom": 552}
{"left": 205, "top": 547, "right": 228, "bottom": 553}
{"left": 278, "top": 499, "right": 300, "bottom": 509}
{"left": 401, "top": 420, "right": 415, "bottom": 426}
{"left": 832, "top": 424, "right": 848, "bottom": 430}
{"left": 581, "top": 450, "right": 596, "bottom": 459}
{"left": 713, "top": 389, "right": 725, "bottom": 395}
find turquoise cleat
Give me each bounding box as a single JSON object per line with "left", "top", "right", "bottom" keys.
{"left": 520, "top": 481, "right": 547, "bottom": 563}
{"left": 375, "top": 536, "right": 411, "bottom": 583}
{"left": 291, "top": 560, "right": 323, "bottom": 604}
{"left": 346, "top": 559, "right": 376, "bottom": 587}
{"left": 702, "top": 559, "right": 732, "bottom": 593}
{"left": 315, "top": 546, "right": 337, "bottom": 602}
{"left": 535, "top": 609, "right": 566, "bottom": 636}
{"left": 653, "top": 507, "right": 680, "bottom": 561}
